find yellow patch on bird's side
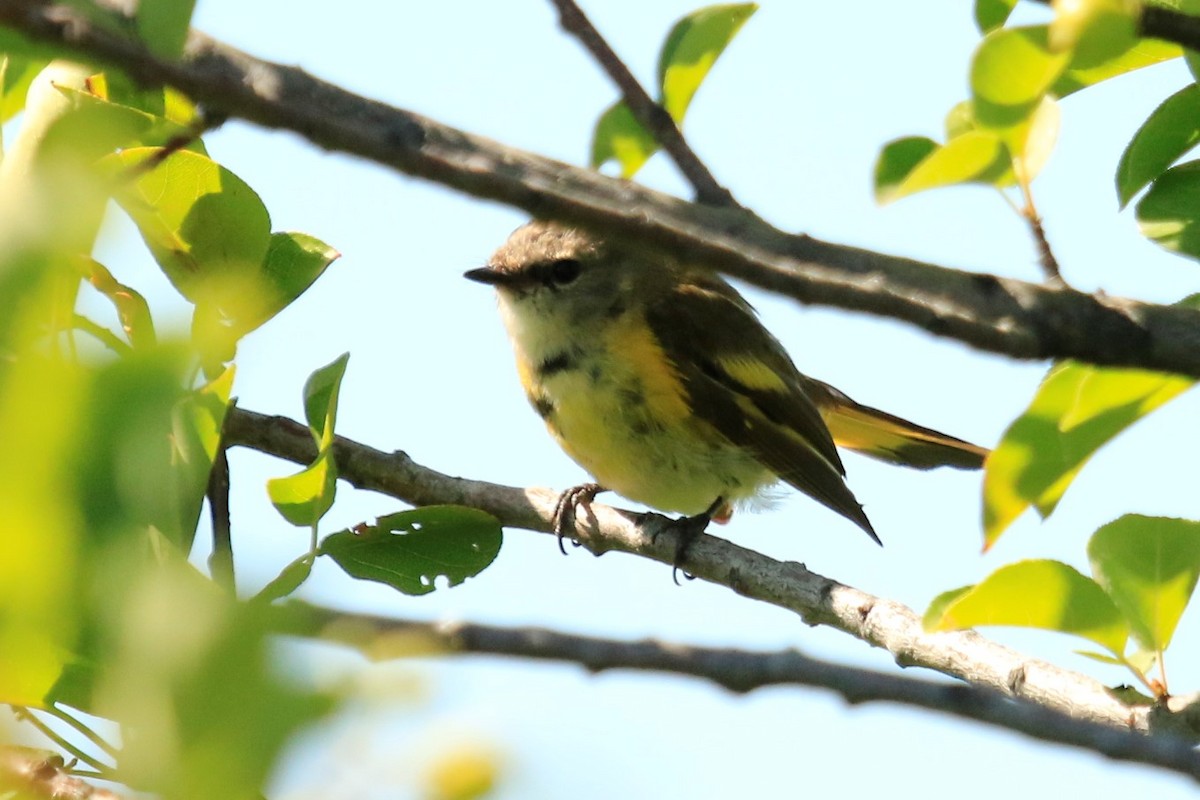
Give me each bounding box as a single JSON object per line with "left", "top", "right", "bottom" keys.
{"left": 607, "top": 316, "right": 691, "bottom": 422}
{"left": 716, "top": 355, "right": 789, "bottom": 392}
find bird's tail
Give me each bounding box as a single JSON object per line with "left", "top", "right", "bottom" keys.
{"left": 813, "top": 382, "right": 988, "bottom": 470}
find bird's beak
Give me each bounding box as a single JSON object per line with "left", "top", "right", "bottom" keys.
{"left": 464, "top": 266, "right": 507, "bottom": 286}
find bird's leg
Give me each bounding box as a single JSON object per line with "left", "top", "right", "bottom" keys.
{"left": 552, "top": 482, "right": 607, "bottom": 553}
{"left": 668, "top": 496, "right": 727, "bottom": 585}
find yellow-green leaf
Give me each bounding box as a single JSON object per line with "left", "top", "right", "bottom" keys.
{"left": 874, "top": 130, "right": 1011, "bottom": 204}
{"left": 267, "top": 450, "right": 337, "bottom": 528}
{"left": 657, "top": 3, "right": 757, "bottom": 121}
{"left": 928, "top": 559, "right": 1129, "bottom": 655}
{"left": 983, "top": 361, "right": 1193, "bottom": 547}
{"left": 590, "top": 100, "right": 658, "bottom": 178}
{"left": 1117, "top": 84, "right": 1200, "bottom": 208}
{"left": 1088, "top": 515, "right": 1200, "bottom": 651}
{"left": 303, "top": 352, "right": 349, "bottom": 450}
{"left": 971, "top": 26, "right": 1069, "bottom": 134}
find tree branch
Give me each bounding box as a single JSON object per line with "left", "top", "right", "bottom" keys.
{"left": 548, "top": 0, "right": 736, "bottom": 207}
{"left": 0, "top": 746, "right": 124, "bottom": 800}
{"left": 222, "top": 407, "right": 1200, "bottom": 744}
{"left": 1140, "top": 5, "right": 1200, "bottom": 51}
{"left": 5, "top": 1, "right": 1200, "bottom": 376}
{"left": 271, "top": 604, "right": 1200, "bottom": 781}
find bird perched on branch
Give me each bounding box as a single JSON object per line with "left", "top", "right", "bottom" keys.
{"left": 466, "top": 221, "right": 987, "bottom": 570}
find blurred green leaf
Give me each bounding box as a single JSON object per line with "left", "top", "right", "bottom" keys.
{"left": 971, "top": 26, "right": 1069, "bottom": 134}
{"left": 267, "top": 450, "right": 337, "bottom": 528}
{"left": 1088, "top": 515, "right": 1200, "bottom": 651}
{"left": 873, "top": 136, "right": 937, "bottom": 203}
{"left": 1048, "top": 0, "right": 1137, "bottom": 67}
{"left": 0, "top": 55, "right": 47, "bottom": 123}
{"left": 874, "top": 130, "right": 1010, "bottom": 203}
{"left": 975, "top": 0, "right": 1018, "bottom": 32}
{"left": 253, "top": 555, "right": 315, "bottom": 604}
{"left": 657, "top": 3, "right": 757, "bottom": 121}
{"left": 1137, "top": 159, "right": 1200, "bottom": 259}
{"left": 922, "top": 585, "right": 972, "bottom": 630}
{"left": 590, "top": 100, "right": 659, "bottom": 177}
{"left": 1117, "top": 84, "right": 1200, "bottom": 207}
{"left": 135, "top": 0, "right": 197, "bottom": 60}
{"left": 99, "top": 559, "right": 332, "bottom": 800}
{"left": 320, "top": 506, "right": 503, "bottom": 595}
{"left": 983, "top": 361, "right": 1192, "bottom": 547}
{"left": 106, "top": 147, "right": 272, "bottom": 305}
{"left": 303, "top": 351, "right": 349, "bottom": 449}
{"left": 928, "top": 559, "right": 1129, "bottom": 655}
{"left": 1013, "top": 95, "right": 1060, "bottom": 181}
{"left": 1053, "top": 39, "right": 1180, "bottom": 97}
{"left": 167, "top": 366, "right": 234, "bottom": 552}
{"left": 82, "top": 258, "right": 157, "bottom": 349}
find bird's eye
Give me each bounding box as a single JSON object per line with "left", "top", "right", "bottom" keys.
{"left": 549, "top": 259, "right": 582, "bottom": 285}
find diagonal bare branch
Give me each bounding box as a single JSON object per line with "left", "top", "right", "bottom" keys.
{"left": 549, "top": 0, "right": 736, "bottom": 207}
{"left": 222, "top": 406, "right": 1200, "bottom": 745}
{"left": 3, "top": 1, "right": 1200, "bottom": 376}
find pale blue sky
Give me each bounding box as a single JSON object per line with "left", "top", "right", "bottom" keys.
{"left": 89, "top": 1, "right": 1200, "bottom": 796}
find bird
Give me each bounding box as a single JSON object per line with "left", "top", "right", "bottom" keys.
{"left": 465, "top": 220, "right": 987, "bottom": 568}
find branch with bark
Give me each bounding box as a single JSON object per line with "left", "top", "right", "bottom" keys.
{"left": 269, "top": 604, "right": 1200, "bottom": 780}
{"left": 222, "top": 408, "right": 1200, "bottom": 739}
{"left": 4, "top": 0, "right": 1200, "bottom": 377}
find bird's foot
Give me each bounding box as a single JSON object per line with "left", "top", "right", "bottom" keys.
{"left": 552, "top": 482, "right": 607, "bottom": 553}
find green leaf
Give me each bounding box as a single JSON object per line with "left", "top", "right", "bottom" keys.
{"left": 1186, "top": 49, "right": 1200, "bottom": 83}
{"left": 590, "top": 100, "right": 659, "bottom": 177}
{"left": 267, "top": 451, "right": 337, "bottom": 528}
{"left": 243, "top": 232, "right": 340, "bottom": 333}
{"left": 922, "top": 585, "right": 972, "bottom": 631}
{"left": 252, "top": 556, "right": 314, "bottom": 604}
{"left": 873, "top": 136, "right": 937, "bottom": 203}
{"left": 1052, "top": 39, "right": 1180, "bottom": 97}
{"left": 983, "top": 361, "right": 1193, "bottom": 547}
{"left": 1088, "top": 515, "right": 1200, "bottom": 651}
{"left": 100, "top": 561, "right": 332, "bottom": 800}
{"left": 166, "top": 366, "right": 234, "bottom": 552}
{"left": 657, "top": 3, "right": 757, "bottom": 121}
{"left": 971, "top": 26, "right": 1069, "bottom": 135}
{"left": 975, "top": 0, "right": 1018, "bottom": 32}
{"left": 82, "top": 258, "right": 157, "bottom": 349}
{"left": 928, "top": 559, "right": 1129, "bottom": 655}
{"left": 1117, "top": 84, "right": 1200, "bottom": 207}
{"left": 135, "top": 0, "right": 197, "bottom": 60}
{"left": 1137, "top": 159, "right": 1200, "bottom": 259}
{"left": 303, "top": 352, "right": 350, "bottom": 450}
{"left": 1013, "top": 95, "right": 1060, "bottom": 181}
{"left": 0, "top": 55, "right": 47, "bottom": 123}
{"left": 874, "top": 130, "right": 1011, "bottom": 203}
{"left": 106, "top": 147, "right": 272, "bottom": 305}
{"left": 1048, "top": 0, "right": 1138, "bottom": 67}
{"left": 320, "top": 506, "right": 503, "bottom": 595}
{"left": 590, "top": 3, "right": 755, "bottom": 178}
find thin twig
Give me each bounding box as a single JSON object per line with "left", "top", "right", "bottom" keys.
{"left": 549, "top": 0, "right": 736, "bottom": 207}
{"left": 207, "top": 444, "right": 234, "bottom": 592}
{"left": 271, "top": 604, "right": 1200, "bottom": 781}
{"left": 221, "top": 406, "right": 1200, "bottom": 745}
{"left": 9, "top": 708, "right": 113, "bottom": 778}
{"left": 40, "top": 706, "right": 118, "bottom": 762}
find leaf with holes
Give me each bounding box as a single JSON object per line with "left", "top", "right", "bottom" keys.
{"left": 319, "top": 506, "right": 502, "bottom": 595}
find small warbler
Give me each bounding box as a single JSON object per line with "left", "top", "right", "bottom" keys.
{"left": 465, "top": 221, "right": 986, "bottom": 562}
